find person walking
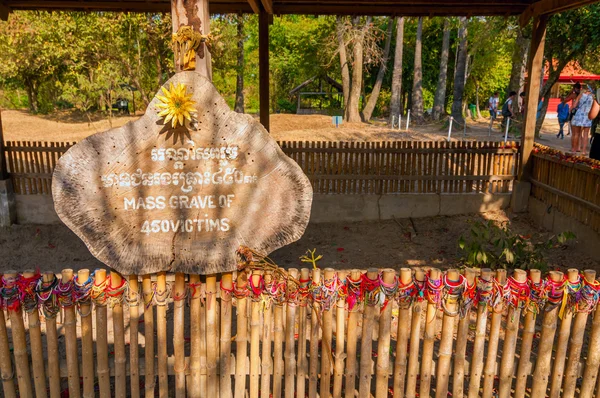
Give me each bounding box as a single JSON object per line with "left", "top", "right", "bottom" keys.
{"left": 489, "top": 92, "right": 499, "bottom": 123}
{"left": 501, "top": 91, "right": 517, "bottom": 130}
{"left": 556, "top": 95, "right": 569, "bottom": 139}
{"left": 571, "top": 85, "right": 594, "bottom": 154}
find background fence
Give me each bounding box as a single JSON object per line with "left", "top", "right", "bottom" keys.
{"left": 531, "top": 146, "right": 600, "bottom": 234}
{"left": 1, "top": 264, "right": 600, "bottom": 398}
{"left": 3, "top": 140, "right": 520, "bottom": 196}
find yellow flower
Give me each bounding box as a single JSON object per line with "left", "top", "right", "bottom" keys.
{"left": 156, "top": 83, "right": 197, "bottom": 128}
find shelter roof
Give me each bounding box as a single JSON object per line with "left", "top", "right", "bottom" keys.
{"left": 543, "top": 60, "right": 600, "bottom": 82}
{"left": 1, "top": 0, "right": 597, "bottom": 17}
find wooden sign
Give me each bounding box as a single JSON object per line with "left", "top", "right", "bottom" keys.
{"left": 52, "top": 72, "right": 313, "bottom": 275}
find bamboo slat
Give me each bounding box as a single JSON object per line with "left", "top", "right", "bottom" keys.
{"left": 174, "top": 273, "right": 186, "bottom": 398}
{"left": 333, "top": 271, "right": 347, "bottom": 398}
{"left": 76, "top": 269, "right": 93, "bottom": 398}
{"left": 320, "top": 268, "right": 335, "bottom": 398}
{"left": 111, "top": 271, "right": 127, "bottom": 398}
{"left": 482, "top": 269, "right": 507, "bottom": 398}
{"left": 142, "top": 274, "right": 156, "bottom": 398}
{"left": 435, "top": 269, "right": 460, "bottom": 398}
{"left": 235, "top": 271, "right": 249, "bottom": 398}
{"left": 272, "top": 292, "right": 284, "bottom": 398}
{"left": 62, "top": 269, "right": 81, "bottom": 398}
{"left": 345, "top": 270, "right": 362, "bottom": 398}
{"left": 420, "top": 268, "right": 441, "bottom": 398}
{"left": 96, "top": 270, "right": 111, "bottom": 398}
{"left": 221, "top": 273, "right": 234, "bottom": 397}
{"left": 405, "top": 268, "right": 426, "bottom": 398}
{"left": 261, "top": 272, "right": 274, "bottom": 398}
{"left": 156, "top": 272, "right": 168, "bottom": 397}
{"left": 21, "top": 270, "right": 46, "bottom": 398}
{"left": 453, "top": 268, "right": 477, "bottom": 398}
{"left": 359, "top": 268, "right": 379, "bottom": 398}
{"left": 309, "top": 268, "right": 321, "bottom": 398}
{"left": 0, "top": 289, "right": 16, "bottom": 398}
{"left": 375, "top": 269, "right": 395, "bottom": 398}
{"left": 581, "top": 289, "right": 600, "bottom": 397}
{"left": 297, "top": 268, "right": 310, "bottom": 398}
{"left": 129, "top": 275, "right": 141, "bottom": 398}
{"left": 285, "top": 269, "right": 299, "bottom": 398}
{"left": 206, "top": 274, "right": 218, "bottom": 397}
{"left": 392, "top": 268, "right": 413, "bottom": 398}
{"left": 250, "top": 271, "right": 262, "bottom": 398}
{"left": 468, "top": 268, "right": 493, "bottom": 398}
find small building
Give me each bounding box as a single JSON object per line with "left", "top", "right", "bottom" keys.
{"left": 289, "top": 75, "right": 343, "bottom": 115}
{"left": 544, "top": 61, "right": 600, "bottom": 117}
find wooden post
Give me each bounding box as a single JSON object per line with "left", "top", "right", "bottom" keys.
{"left": 259, "top": 10, "right": 270, "bottom": 131}
{"left": 156, "top": 272, "right": 168, "bottom": 397}
{"left": 261, "top": 271, "right": 274, "bottom": 398}
{"left": 111, "top": 270, "right": 127, "bottom": 398}
{"left": 498, "top": 269, "right": 527, "bottom": 398}
{"left": 220, "top": 273, "right": 234, "bottom": 397}
{"left": 530, "top": 270, "right": 564, "bottom": 397}
{"left": 61, "top": 269, "right": 81, "bottom": 398}
{"left": 95, "top": 269, "right": 110, "bottom": 398}
{"left": 406, "top": 268, "right": 426, "bottom": 398}
{"left": 482, "top": 269, "right": 507, "bottom": 398}
{"left": 514, "top": 269, "right": 542, "bottom": 398}
{"left": 250, "top": 270, "right": 262, "bottom": 398}
{"left": 393, "top": 268, "right": 413, "bottom": 398}
{"left": 436, "top": 269, "right": 460, "bottom": 398}
{"left": 297, "top": 268, "right": 310, "bottom": 398}
{"left": 309, "top": 268, "right": 321, "bottom": 398}
{"left": 321, "top": 268, "right": 336, "bottom": 398}
{"left": 76, "top": 269, "right": 93, "bottom": 398}
{"left": 0, "top": 110, "right": 8, "bottom": 180}
{"left": 419, "top": 268, "right": 441, "bottom": 398}
{"left": 549, "top": 269, "right": 580, "bottom": 398}
{"left": 452, "top": 268, "right": 477, "bottom": 398}
{"left": 129, "top": 274, "right": 141, "bottom": 398}
{"left": 235, "top": 271, "right": 249, "bottom": 398}
{"left": 171, "top": 0, "right": 212, "bottom": 78}
{"left": 174, "top": 273, "right": 186, "bottom": 398}
{"left": 518, "top": 14, "right": 548, "bottom": 181}
{"left": 206, "top": 274, "right": 218, "bottom": 397}
{"left": 580, "top": 298, "right": 600, "bottom": 397}
{"left": 285, "top": 269, "right": 299, "bottom": 398}
{"left": 0, "top": 276, "right": 16, "bottom": 398}
{"left": 376, "top": 269, "right": 396, "bottom": 398}
{"left": 468, "top": 268, "right": 493, "bottom": 398}
{"left": 333, "top": 271, "right": 348, "bottom": 398}
{"left": 563, "top": 270, "right": 597, "bottom": 398}
{"left": 142, "top": 274, "right": 156, "bottom": 398}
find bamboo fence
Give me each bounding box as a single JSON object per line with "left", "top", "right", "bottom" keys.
{"left": 1, "top": 261, "right": 600, "bottom": 397}
{"left": 3, "top": 140, "right": 519, "bottom": 195}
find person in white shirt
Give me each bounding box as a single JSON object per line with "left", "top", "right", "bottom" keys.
{"left": 489, "top": 92, "right": 499, "bottom": 122}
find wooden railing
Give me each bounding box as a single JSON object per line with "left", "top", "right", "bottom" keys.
{"left": 3, "top": 140, "right": 520, "bottom": 196}
{"left": 1, "top": 266, "right": 600, "bottom": 398}
{"left": 531, "top": 146, "right": 600, "bottom": 233}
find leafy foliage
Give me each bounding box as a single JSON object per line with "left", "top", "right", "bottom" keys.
{"left": 458, "top": 220, "right": 575, "bottom": 270}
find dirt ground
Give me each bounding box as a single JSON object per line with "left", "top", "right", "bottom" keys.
{"left": 0, "top": 210, "right": 596, "bottom": 274}
{"left": 2, "top": 110, "right": 568, "bottom": 151}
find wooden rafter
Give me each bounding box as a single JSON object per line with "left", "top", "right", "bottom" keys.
{"left": 247, "top": 0, "right": 261, "bottom": 13}
{"left": 0, "top": 2, "right": 11, "bottom": 20}
{"left": 261, "top": 0, "right": 273, "bottom": 14}
{"left": 519, "top": 0, "right": 599, "bottom": 27}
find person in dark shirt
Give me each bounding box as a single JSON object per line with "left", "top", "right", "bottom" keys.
{"left": 556, "top": 95, "right": 570, "bottom": 139}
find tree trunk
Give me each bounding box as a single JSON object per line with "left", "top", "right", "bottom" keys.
{"left": 476, "top": 82, "right": 482, "bottom": 119}
{"left": 337, "top": 16, "right": 351, "bottom": 111}
{"left": 432, "top": 18, "right": 451, "bottom": 121}
{"left": 234, "top": 14, "right": 245, "bottom": 113}
{"left": 508, "top": 27, "right": 530, "bottom": 116}
{"left": 24, "top": 77, "right": 38, "bottom": 113}
{"left": 389, "top": 16, "right": 405, "bottom": 125}
{"left": 451, "top": 17, "right": 468, "bottom": 125}
{"left": 362, "top": 17, "right": 393, "bottom": 122}
{"left": 345, "top": 16, "right": 371, "bottom": 123}
{"left": 411, "top": 17, "right": 424, "bottom": 124}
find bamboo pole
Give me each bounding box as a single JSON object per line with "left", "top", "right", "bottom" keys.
{"left": 235, "top": 271, "right": 249, "bottom": 398}
{"left": 405, "top": 268, "right": 426, "bottom": 398}
{"left": 174, "top": 273, "right": 186, "bottom": 398}
{"left": 62, "top": 269, "right": 81, "bottom": 398}
{"left": 129, "top": 274, "right": 141, "bottom": 398}
{"left": 563, "top": 269, "right": 596, "bottom": 398}
{"left": 273, "top": 292, "right": 285, "bottom": 398}
{"left": 436, "top": 269, "right": 460, "bottom": 398}
{"left": 419, "top": 268, "right": 441, "bottom": 398}
{"left": 297, "top": 268, "right": 310, "bottom": 398}
{"left": 309, "top": 268, "right": 322, "bottom": 398}
{"left": 285, "top": 268, "right": 299, "bottom": 398}
{"left": 188, "top": 275, "right": 201, "bottom": 398}
{"left": 333, "top": 271, "right": 348, "bottom": 398}
{"left": 200, "top": 276, "right": 207, "bottom": 398}
{"left": 498, "top": 269, "right": 527, "bottom": 398}
{"left": 482, "top": 269, "right": 507, "bottom": 398}
{"left": 549, "top": 269, "right": 580, "bottom": 398}
{"left": 580, "top": 302, "right": 600, "bottom": 397}
{"left": 530, "top": 270, "right": 564, "bottom": 397}
{"left": 3, "top": 271, "right": 33, "bottom": 398}
{"left": 95, "top": 269, "right": 110, "bottom": 398}
{"left": 261, "top": 271, "right": 274, "bottom": 398}
{"left": 345, "top": 268, "right": 363, "bottom": 398}
{"left": 0, "top": 276, "right": 16, "bottom": 398}
{"left": 75, "top": 269, "right": 92, "bottom": 398}
{"left": 22, "top": 270, "right": 46, "bottom": 398}
{"left": 41, "top": 272, "right": 60, "bottom": 398}
{"left": 376, "top": 269, "right": 395, "bottom": 398}
{"left": 359, "top": 268, "right": 379, "bottom": 398}
{"left": 468, "top": 268, "right": 493, "bottom": 398}
{"left": 206, "top": 274, "right": 218, "bottom": 397}
{"left": 156, "top": 271, "right": 168, "bottom": 397}
{"left": 321, "top": 268, "right": 336, "bottom": 398}
{"left": 452, "top": 268, "right": 477, "bottom": 398}
{"left": 392, "top": 268, "right": 413, "bottom": 398}
{"left": 221, "top": 273, "right": 234, "bottom": 397}
{"left": 111, "top": 270, "right": 127, "bottom": 398}
{"left": 142, "top": 274, "right": 156, "bottom": 398}
{"left": 250, "top": 270, "right": 263, "bottom": 398}
{"left": 514, "top": 269, "right": 542, "bottom": 398}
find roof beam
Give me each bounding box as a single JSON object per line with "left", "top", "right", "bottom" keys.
{"left": 261, "top": 0, "right": 273, "bottom": 14}
{"left": 0, "top": 2, "right": 11, "bottom": 20}
{"left": 247, "top": 0, "right": 260, "bottom": 13}
{"left": 519, "top": 0, "right": 598, "bottom": 27}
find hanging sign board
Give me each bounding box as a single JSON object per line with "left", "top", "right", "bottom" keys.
{"left": 53, "top": 72, "right": 313, "bottom": 275}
